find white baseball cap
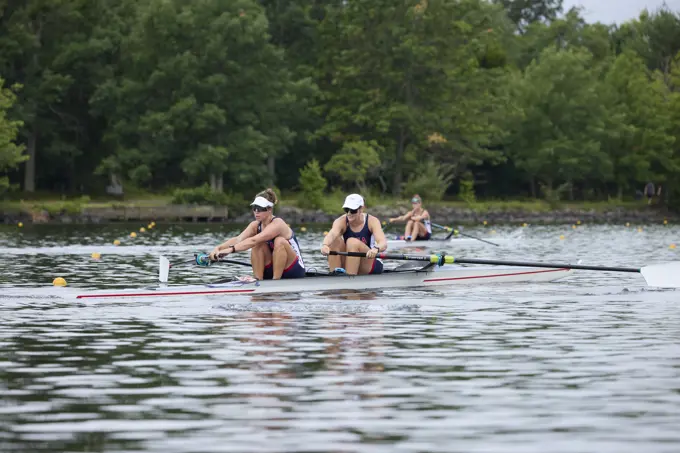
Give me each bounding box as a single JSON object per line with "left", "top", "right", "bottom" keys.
{"left": 342, "top": 194, "right": 364, "bottom": 210}
{"left": 250, "top": 196, "right": 274, "bottom": 208}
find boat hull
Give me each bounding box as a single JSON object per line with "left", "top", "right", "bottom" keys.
{"left": 76, "top": 265, "right": 573, "bottom": 299}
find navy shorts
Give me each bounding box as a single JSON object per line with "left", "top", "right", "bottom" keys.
{"left": 370, "top": 259, "right": 383, "bottom": 274}
{"left": 416, "top": 232, "right": 432, "bottom": 241}
{"left": 263, "top": 258, "right": 306, "bottom": 279}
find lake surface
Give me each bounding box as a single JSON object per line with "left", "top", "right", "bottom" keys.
{"left": 1, "top": 222, "right": 679, "bottom": 452}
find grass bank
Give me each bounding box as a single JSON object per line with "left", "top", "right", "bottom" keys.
{"left": 1, "top": 192, "right": 654, "bottom": 217}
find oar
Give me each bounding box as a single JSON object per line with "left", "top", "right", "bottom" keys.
{"left": 159, "top": 254, "right": 252, "bottom": 283}
{"left": 431, "top": 223, "right": 499, "bottom": 246}
{"left": 329, "top": 251, "right": 680, "bottom": 289}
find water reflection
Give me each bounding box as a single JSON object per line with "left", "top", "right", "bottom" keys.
{"left": 1, "top": 224, "right": 680, "bottom": 452}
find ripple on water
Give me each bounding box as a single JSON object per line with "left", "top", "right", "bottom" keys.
{"left": 1, "top": 224, "right": 679, "bottom": 453}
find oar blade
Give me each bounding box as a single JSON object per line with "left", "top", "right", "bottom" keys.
{"left": 159, "top": 255, "right": 170, "bottom": 283}
{"left": 640, "top": 261, "right": 680, "bottom": 288}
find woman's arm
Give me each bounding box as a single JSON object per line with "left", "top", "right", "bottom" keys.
{"left": 210, "top": 222, "right": 257, "bottom": 259}
{"left": 321, "top": 217, "right": 346, "bottom": 255}
{"left": 232, "top": 219, "right": 288, "bottom": 253}
{"left": 390, "top": 210, "right": 413, "bottom": 223}
{"left": 367, "top": 216, "right": 387, "bottom": 255}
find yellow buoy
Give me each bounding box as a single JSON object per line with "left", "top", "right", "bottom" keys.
{"left": 577, "top": 220, "right": 581, "bottom": 225}
{"left": 53, "top": 277, "right": 67, "bottom": 287}
{"left": 130, "top": 232, "right": 137, "bottom": 238}
{"left": 483, "top": 220, "right": 488, "bottom": 226}
{"left": 664, "top": 219, "right": 668, "bottom": 225}
{"left": 91, "top": 252, "right": 101, "bottom": 260}
{"left": 572, "top": 225, "right": 577, "bottom": 229}
{"left": 323, "top": 231, "right": 328, "bottom": 236}
{"left": 491, "top": 230, "right": 496, "bottom": 234}
{"left": 113, "top": 239, "right": 121, "bottom": 246}
{"left": 151, "top": 221, "right": 156, "bottom": 227}
{"left": 625, "top": 222, "right": 630, "bottom": 227}
{"left": 18, "top": 222, "right": 23, "bottom": 228}
{"left": 637, "top": 227, "right": 643, "bottom": 233}
{"left": 559, "top": 235, "right": 565, "bottom": 240}
{"left": 382, "top": 221, "right": 386, "bottom": 226}
{"left": 139, "top": 227, "right": 146, "bottom": 233}
{"left": 522, "top": 223, "right": 528, "bottom": 227}
{"left": 148, "top": 224, "right": 153, "bottom": 229}
{"left": 670, "top": 244, "right": 676, "bottom": 250}
{"left": 300, "top": 227, "right": 307, "bottom": 232}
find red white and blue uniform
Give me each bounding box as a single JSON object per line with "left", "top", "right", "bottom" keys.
{"left": 417, "top": 218, "right": 432, "bottom": 240}
{"left": 342, "top": 214, "right": 383, "bottom": 274}
{"left": 257, "top": 217, "right": 306, "bottom": 279}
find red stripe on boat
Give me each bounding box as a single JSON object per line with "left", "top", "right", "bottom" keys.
{"left": 423, "top": 268, "right": 569, "bottom": 282}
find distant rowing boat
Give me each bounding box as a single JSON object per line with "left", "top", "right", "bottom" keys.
{"left": 387, "top": 228, "right": 523, "bottom": 249}
{"left": 76, "top": 263, "right": 573, "bottom": 299}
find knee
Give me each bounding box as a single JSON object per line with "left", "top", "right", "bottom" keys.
{"left": 346, "top": 237, "right": 364, "bottom": 252}
{"left": 272, "top": 237, "right": 287, "bottom": 251}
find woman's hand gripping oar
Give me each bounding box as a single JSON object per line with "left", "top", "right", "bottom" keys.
{"left": 158, "top": 253, "right": 252, "bottom": 283}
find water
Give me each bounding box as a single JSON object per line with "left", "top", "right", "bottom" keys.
{"left": 1, "top": 222, "right": 679, "bottom": 452}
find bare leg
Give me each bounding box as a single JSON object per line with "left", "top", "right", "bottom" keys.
{"left": 413, "top": 221, "right": 427, "bottom": 239}
{"left": 250, "top": 242, "right": 272, "bottom": 280}
{"left": 272, "top": 237, "right": 298, "bottom": 279}
{"left": 404, "top": 220, "right": 414, "bottom": 239}
{"left": 346, "top": 238, "right": 374, "bottom": 275}
{"left": 327, "top": 235, "right": 346, "bottom": 271}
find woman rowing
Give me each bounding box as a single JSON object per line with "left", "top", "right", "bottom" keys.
{"left": 320, "top": 193, "right": 388, "bottom": 275}
{"left": 208, "top": 188, "right": 305, "bottom": 280}
{"left": 388, "top": 194, "right": 432, "bottom": 241}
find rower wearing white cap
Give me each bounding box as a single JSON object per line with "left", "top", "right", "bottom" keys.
{"left": 209, "top": 188, "right": 305, "bottom": 280}
{"left": 320, "top": 193, "right": 387, "bottom": 275}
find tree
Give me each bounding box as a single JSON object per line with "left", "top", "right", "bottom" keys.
{"left": 507, "top": 47, "right": 613, "bottom": 198}
{"left": 324, "top": 140, "right": 381, "bottom": 191}
{"left": 316, "top": 0, "right": 511, "bottom": 195}
{"left": 92, "top": 0, "right": 311, "bottom": 192}
{"left": 493, "top": 0, "right": 563, "bottom": 32}
{"left": 602, "top": 51, "right": 676, "bottom": 198}
{"left": 297, "top": 159, "right": 327, "bottom": 209}
{"left": 0, "top": 0, "right": 118, "bottom": 193}
{"left": 0, "top": 80, "right": 25, "bottom": 193}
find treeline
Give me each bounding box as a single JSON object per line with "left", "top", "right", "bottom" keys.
{"left": 1, "top": 0, "right": 680, "bottom": 207}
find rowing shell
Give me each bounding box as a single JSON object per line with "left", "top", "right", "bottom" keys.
{"left": 386, "top": 229, "right": 523, "bottom": 249}
{"left": 76, "top": 264, "right": 573, "bottom": 299}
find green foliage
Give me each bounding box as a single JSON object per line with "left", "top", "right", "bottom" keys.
{"left": 458, "top": 172, "right": 477, "bottom": 206}
{"left": 0, "top": 80, "right": 25, "bottom": 194}
{"left": 402, "top": 160, "right": 454, "bottom": 202}
{"left": 1, "top": 0, "right": 680, "bottom": 212}
{"left": 171, "top": 185, "right": 230, "bottom": 206}
{"left": 493, "top": 0, "right": 563, "bottom": 31}
{"left": 29, "top": 196, "right": 91, "bottom": 216}
{"left": 298, "top": 159, "right": 327, "bottom": 210}
{"left": 506, "top": 47, "right": 613, "bottom": 192}
{"left": 324, "top": 141, "right": 381, "bottom": 190}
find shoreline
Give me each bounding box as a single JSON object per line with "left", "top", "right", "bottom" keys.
{"left": 1, "top": 203, "right": 675, "bottom": 225}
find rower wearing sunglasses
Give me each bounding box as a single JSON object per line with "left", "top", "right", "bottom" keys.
{"left": 208, "top": 188, "right": 305, "bottom": 280}
{"left": 388, "top": 194, "right": 432, "bottom": 241}
{"left": 321, "top": 193, "right": 387, "bottom": 275}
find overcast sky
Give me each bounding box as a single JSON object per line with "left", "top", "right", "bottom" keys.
{"left": 562, "top": 0, "right": 680, "bottom": 24}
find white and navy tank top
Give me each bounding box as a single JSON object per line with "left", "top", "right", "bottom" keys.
{"left": 257, "top": 217, "right": 305, "bottom": 267}
{"left": 343, "top": 214, "right": 376, "bottom": 248}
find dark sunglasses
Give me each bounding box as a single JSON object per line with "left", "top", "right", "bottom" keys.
{"left": 252, "top": 206, "right": 269, "bottom": 213}
{"left": 343, "top": 207, "right": 359, "bottom": 214}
